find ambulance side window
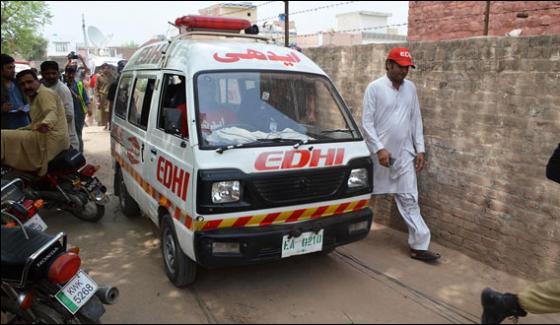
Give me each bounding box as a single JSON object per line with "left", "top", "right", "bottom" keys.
{"left": 128, "top": 77, "right": 156, "bottom": 130}
{"left": 115, "top": 75, "right": 133, "bottom": 119}
{"left": 158, "top": 74, "right": 188, "bottom": 139}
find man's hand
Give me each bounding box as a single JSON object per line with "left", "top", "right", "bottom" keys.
{"left": 2, "top": 102, "right": 13, "bottom": 112}
{"left": 416, "top": 153, "right": 426, "bottom": 173}
{"left": 377, "top": 149, "right": 392, "bottom": 168}
{"left": 35, "top": 123, "right": 52, "bottom": 133}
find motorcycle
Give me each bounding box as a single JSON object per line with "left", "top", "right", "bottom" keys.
{"left": 1, "top": 148, "right": 108, "bottom": 222}
{"left": 1, "top": 178, "right": 118, "bottom": 324}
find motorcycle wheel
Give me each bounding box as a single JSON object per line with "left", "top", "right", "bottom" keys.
{"left": 69, "top": 199, "right": 105, "bottom": 223}
{"left": 33, "top": 304, "right": 102, "bottom": 324}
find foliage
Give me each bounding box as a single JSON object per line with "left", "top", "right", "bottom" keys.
{"left": 1, "top": 1, "right": 52, "bottom": 60}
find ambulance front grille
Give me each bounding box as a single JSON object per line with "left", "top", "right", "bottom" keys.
{"left": 252, "top": 168, "right": 347, "bottom": 204}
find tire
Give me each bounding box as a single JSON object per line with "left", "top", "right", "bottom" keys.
{"left": 161, "top": 215, "right": 197, "bottom": 287}
{"left": 70, "top": 198, "right": 105, "bottom": 223}
{"left": 30, "top": 304, "right": 65, "bottom": 324}
{"left": 116, "top": 168, "right": 140, "bottom": 218}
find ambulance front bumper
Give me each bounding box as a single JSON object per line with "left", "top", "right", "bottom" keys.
{"left": 194, "top": 208, "right": 373, "bottom": 269}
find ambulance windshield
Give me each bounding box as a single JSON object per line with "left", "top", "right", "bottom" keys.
{"left": 196, "top": 72, "right": 359, "bottom": 148}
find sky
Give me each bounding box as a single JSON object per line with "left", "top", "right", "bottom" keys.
{"left": 42, "top": 1, "right": 409, "bottom": 46}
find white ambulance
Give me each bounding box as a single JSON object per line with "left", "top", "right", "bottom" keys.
{"left": 111, "top": 16, "right": 374, "bottom": 286}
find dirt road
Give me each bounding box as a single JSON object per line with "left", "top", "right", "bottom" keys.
{"left": 42, "top": 127, "right": 559, "bottom": 324}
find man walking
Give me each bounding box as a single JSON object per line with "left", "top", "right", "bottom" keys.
{"left": 362, "top": 47, "right": 440, "bottom": 262}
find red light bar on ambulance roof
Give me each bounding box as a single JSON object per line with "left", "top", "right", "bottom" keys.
{"left": 175, "top": 15, "right": 251, "bottom": 32}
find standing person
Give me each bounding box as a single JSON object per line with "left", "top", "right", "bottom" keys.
{"left": 89, "top": 69, "right": 99, "bottom": 126}
{"left": 106, "top": 60, "right": 127, "bottom": 130}
{"left": 1, "top": 54, "right": 30, "bottom": 129}
{"left": 480, "top": 144, "right": 560, "bottom": 324}
{"left": 361, "top": 47, "right": 440, "bottom": 262}
{"left": 82, "top": 69, "right": 94, "bottom": 127}
{"left": 1, "top": 70, "right": 69, "bottom": 176}
{"left": 95, "top": 64, "right": 115, "bottom": 130}
{"left": 40, "top": 61, "right": 80, "bottom": 149}
{"left": 65, "top": 65, "right": 90, "bottom": 152}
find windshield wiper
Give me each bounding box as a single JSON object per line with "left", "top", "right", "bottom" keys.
{"left": 320, "top": 128, "right": 354, "bottom": 134}
{"left": 215, "top": 138, "right": 310, "bottom": 154}
{"left": 254, "top": 138, "right": 312, "bottom": 149}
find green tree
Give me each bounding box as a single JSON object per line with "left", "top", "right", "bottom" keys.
{"left": 1, "top": 1, "right": 52, "bottom": 60}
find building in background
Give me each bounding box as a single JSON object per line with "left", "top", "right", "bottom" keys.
{"left": 296, "top": 11, "right": 406, "bottom": 48}
{"left": 46, "top": 34, "right": 78, "bottom": 60}
{"left": 199, "top": 2, "right": 257, "bottom": 23}
{"left": 408, "top": 1, "right": 560, "bottom": 41}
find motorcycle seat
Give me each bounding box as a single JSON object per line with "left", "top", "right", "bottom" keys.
{"left": 1, "top": 227, "right": 56, "bottom": 281}
{"left": 48, "top": 148, "right": 86, "bottom": 174}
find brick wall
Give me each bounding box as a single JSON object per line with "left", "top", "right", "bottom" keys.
{"left": 305, "top": 35, "right": 560, "bottom": 281}
{"left": 408, "top": 1, "right": 560, "bottom": 41}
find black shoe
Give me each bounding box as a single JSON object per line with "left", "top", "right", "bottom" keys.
{"left": 481, "top": 288, "right": 527, "bottom": 324}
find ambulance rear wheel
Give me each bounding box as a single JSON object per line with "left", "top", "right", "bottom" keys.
{"left": 161, "top": 215, "right": 197, "bottom": 287}
{"left": 116, "top": 167, "right": 140, "bottom": 218}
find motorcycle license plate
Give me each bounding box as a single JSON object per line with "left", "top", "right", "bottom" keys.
{"left": 281, "top": 229, "right": 324, "bottom": 258}
{"left": 55, "top": 270, "right": 98, "bottom": 315}
{"left": 23, "top": 214, "right": 48, "bottom": 232}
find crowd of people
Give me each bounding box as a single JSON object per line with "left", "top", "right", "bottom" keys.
{"left": 1, "top": 53, "right": 126, "bottom": 156}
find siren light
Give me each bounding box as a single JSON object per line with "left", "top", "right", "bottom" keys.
{"left": 175, "top": 15, "right": 251, "bottom": 31}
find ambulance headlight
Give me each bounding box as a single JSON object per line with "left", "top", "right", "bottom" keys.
{"left": 348, "top": 168, "right": 368, "bottom": 189}
{"left": 212, "top": 181, "right": 241, "bottom": 203}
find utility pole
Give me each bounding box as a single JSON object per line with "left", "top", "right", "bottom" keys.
{"left": 284, "top": 1, "right": 289, "bottom": 47}
{"left": 82, "top": 14, "right": 89, "bottom": 55}
{"left": 483, "top": 1, "right": 490, "bottom": 36}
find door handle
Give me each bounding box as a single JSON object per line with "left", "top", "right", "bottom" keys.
{"left": 150, "top": 148, "right": 157, "bottom": 155}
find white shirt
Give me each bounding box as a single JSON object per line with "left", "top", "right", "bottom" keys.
{"left": 48, "top": 81, "right": 80, "bottom": 149}
{"left": 362, "top": 75, "right": 425, "bottom": 194}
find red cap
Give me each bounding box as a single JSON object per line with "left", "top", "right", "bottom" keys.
{"left": 387, "top": 48, "right": 415, "bottom": 68}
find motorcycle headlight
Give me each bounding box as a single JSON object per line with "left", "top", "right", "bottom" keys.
{"left": 348, "top": 168, "right": 368, "bottom": 189}
{"left": 211, "top": 181, "right": 241, "bottom": 203}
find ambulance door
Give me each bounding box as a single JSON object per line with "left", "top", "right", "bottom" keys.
{"left": 123, "top": 72, "right": 159, "bottom": 216}
{"left": 145, "top": 73, "right": 196, "bottom": 257}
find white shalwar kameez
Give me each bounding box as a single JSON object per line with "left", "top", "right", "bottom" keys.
{"left": 362, "top": 75, "right": 431, "bottom": 250}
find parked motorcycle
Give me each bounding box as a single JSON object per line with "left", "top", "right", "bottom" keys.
{"left": 1, "top": 148, "right": 108, "bottom": 222}
{"left": 1, "top": 178, "right": 118, "bottom": 324}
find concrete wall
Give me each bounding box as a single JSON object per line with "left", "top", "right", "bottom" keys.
{"left": 305, "top": 35, "right": 560, "bottom": 281}
{"left": 408, "top": 1, "right": 560, "bottom": 41}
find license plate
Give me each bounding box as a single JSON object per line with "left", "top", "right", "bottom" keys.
{"left": 282, "top": 229, "right": 324, "bottom": 258}
{"left": 24, "top": 214, "right": 48, "bottom": 232}
{"left": 55, "top": 270, "right": 98, "bottom": 315}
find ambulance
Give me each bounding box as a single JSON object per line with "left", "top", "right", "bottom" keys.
{"left": 110, "top": 16, "right": 374, "bottom": 286}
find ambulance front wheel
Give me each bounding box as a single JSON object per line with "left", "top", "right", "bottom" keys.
{"left": 161, "top": 215, "right": 197, "bottom": 287}
{"left": 116, "top": 167, "right": 141, "bottom": 218}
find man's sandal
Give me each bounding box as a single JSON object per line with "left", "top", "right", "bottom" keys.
{"left": 410, "top": 249, "right": 441, "bottom": 262}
